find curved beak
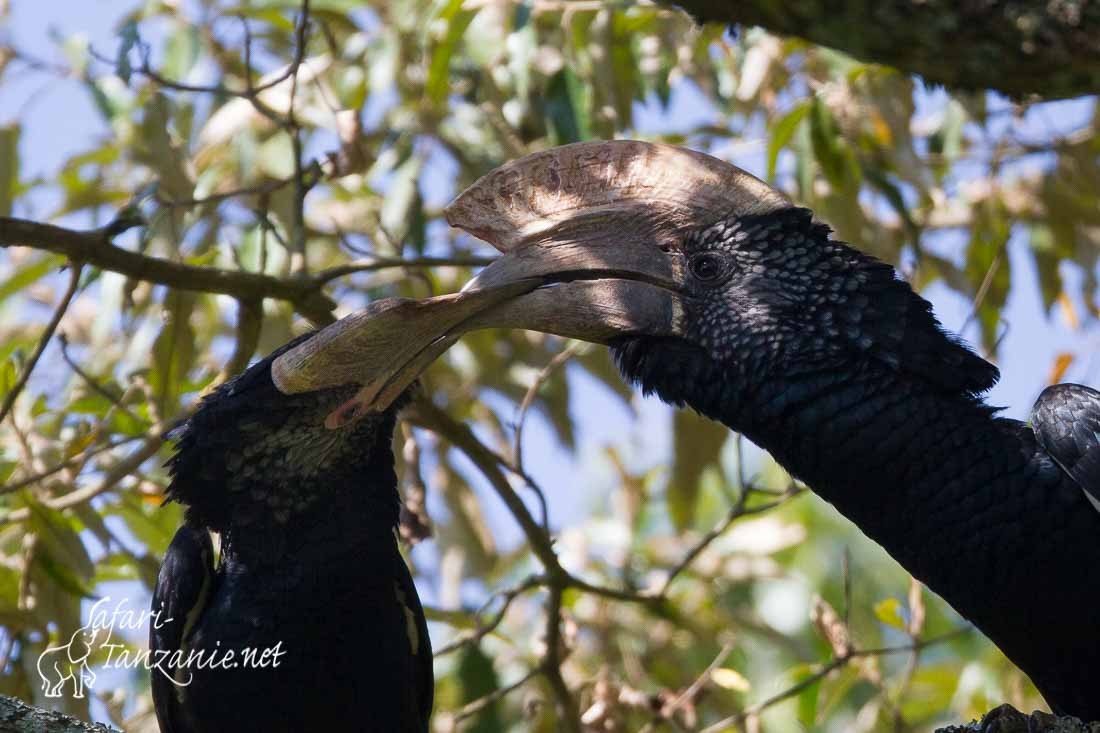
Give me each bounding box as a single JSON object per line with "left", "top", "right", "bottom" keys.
{"left": 270, "top": 140, "right": 788, "bottom": 425}
{"left": 271, "top": 249, "right": 686, "bottom": 427}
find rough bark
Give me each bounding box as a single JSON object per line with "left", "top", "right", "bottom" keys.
{"left": 935, "top": 704, "right": 1100, "bottom": 732}
{"left": 675, "top": 0, "right": 1100, "bottom": 100}
{"left": 0, "top": 695, "right": 118, "bottom": 733}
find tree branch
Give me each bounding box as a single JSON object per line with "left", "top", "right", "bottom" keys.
{"left": 0, "top": 432, "right": 167, "bottom": 525}
{"left": 0, "top": 216, "right": 337, "bottom": 323}
{"left": 676, "top": 0, "right": 1100, "bottom": 100}
{"left": 0, "top": 217, "right": 498, "bottom": 328}
{"left": 0, "top": 694, "right": 118, "bottom": 733}
{"left": 0, "top": 262, "right": 82, "bottom": 425}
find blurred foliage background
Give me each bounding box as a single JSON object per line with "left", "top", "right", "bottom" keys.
{"left": 0, "top": 1, "right": 1097, "bottom": 731}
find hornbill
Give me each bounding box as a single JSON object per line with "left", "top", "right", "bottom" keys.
{"left": 150, "top": 335, "right": 433, "bottom": 732}
{"left": 270, "top": 141, "right": 1100, "bottom": 720}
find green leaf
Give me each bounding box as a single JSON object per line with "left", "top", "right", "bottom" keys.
{"left": 864, "top": 167, "right": 918, "bottom": 245}
{"left": 767, "top": 102, "right": 809, "bottom": 181}
{"left": 163, "top": 25, "right": 201, "bottom": 81}
{"left": 809, "top": 97, "right": 859, "bottom": 190}
{"left": 1029, "top": 227, "right": 1065, "bottom": 312}
{"left": 425, "top": 0, "right": 476, "bottom": 105}
{"left": 108, "top": 493, "right": 182, "bottom": 554}
{"left": 928, "top": 99, "right": 965, "bottom": 180}
{"left": 134, "top": 94, "right": 194, "bottom": 201}
{"left": 34, "top": 551, "right": 97, "bottom": 599}
{"left": 0, "top": 123, "right": 19, "bottom": 216}
{"left": 964, "top": 200, "right": 1012, "bottom": 352}
{"left": 546, "top": 67, "right": 590, "bottom": 145}
{"left": 784, "top": 664, "right": 822, "bottom": 727}
{"left": 0, "top": 254, "right": 66, "bottom": 305}
{"left": 422, "top": 605, "right": 478, "bottom": 629}
{"left": 0, "top": 459, "right": 16, "bottom": 484}
{"left": 116, "top": 20, "right": 140, "bottom": 84}
{"left": 873, "top": 597, "right": 907, "bottom": 630}
{"left": 457, "top": 644, "right": 502, "bottom": 733}
{"left": 798, "top": 677, "right": 822, "bottom": 726}
{"left": 257, "top": 133, "right": 296, "bottom": 180}
{"left": 668, "top": 409, "right": 728, "bottom": 531}
{"left": 381, "top": 154, "right": 423, "bottom": 246}
{"left": 149, "top": 290, "right": 197, "bottom": 415}
{"left": 0, "top": 355, "right": 17, "bottom": 396}
{"left": 25, "top": 499, "right": 95, "bottom": 586}
{"left": 899, "top": 663, "right": 961, "bottom": 720}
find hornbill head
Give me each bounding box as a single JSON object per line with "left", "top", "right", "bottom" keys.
{"left": 168, "top": 335, "right": 412, "bottom": 533}
{"left": 270, "top": 140, "right": 997, "bottom": 424}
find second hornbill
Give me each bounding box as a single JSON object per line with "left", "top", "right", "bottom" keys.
{"left": 150, "top": 335, "right": 432, "bottom": 732}
{"left": 270, "top": 141, "right": 1100, "bottom": 719}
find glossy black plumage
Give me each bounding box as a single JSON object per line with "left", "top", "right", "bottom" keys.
{"left": 150, "top": 338, "right": 432, "bottom": 733}
{"left": 611, "top": 208, "right": 1100, "bottom": 718}
{"left": 1032, "top": 383, "right": 1100, "bottom": 511}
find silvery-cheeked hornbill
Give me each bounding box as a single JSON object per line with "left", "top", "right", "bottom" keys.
{"left": 271, "top": 141, "right": 1100, "bottom": 720}
{"left": 150, "top": 335, "right": 432, "bottom": 732}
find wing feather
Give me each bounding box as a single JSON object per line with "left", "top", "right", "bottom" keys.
{"left": 1032, "top": 383, "right": 1100, "bottom": 511}
{"left": 150, "top": 523, "right": 216, "bottom": 733}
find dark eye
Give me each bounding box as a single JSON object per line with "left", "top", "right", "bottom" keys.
{"left": 689, "top": 253, "right": 724, "bottom": 282}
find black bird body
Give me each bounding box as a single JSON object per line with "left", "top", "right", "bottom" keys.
{"left": 611, "top": 209, "right": 1100, "bottom": 717}
{"left": 151, "top": 338, "right": 431, "bottom": 733}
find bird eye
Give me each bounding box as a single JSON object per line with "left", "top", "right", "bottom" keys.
{"left": 689, "top": 253, "right": 724, "bottom": 282}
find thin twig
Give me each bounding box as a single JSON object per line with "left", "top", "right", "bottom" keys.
{"left": 542, "top": 584, "right": 581, "bottom": 733}
{"left": 58, "top": 334, "right": 148, "bottom": 428}
{"left": 662, "top": 641, "right": 735, "bottom": 722}
{"left": 698, "top": 627, "right": 971, "bottom": 733}
{"left": 0, "top": 263, "right": 83, "bottom": 425}
{"left": 0, "top": 217, "right": 501, "bottom": 327}
{"left": 657, "top": 484, "right": 803, "bottom": 598}
{"left": 961, "top": 247, "right": 1004, "bottom": 335}
{"left": 433, "top": 574, "right": 543, "bottom": 656}
{"left": 0, "top": 436, "right": 143, "bottom": 496}
{"left": 1, "top": 433, "right": 168, "bottom": 525}
{"left": 408, "top": 397, "right": 561, "bottom": 574}
{"left": 513, "top": 343, "right": 581, "bottom": 476}
{"left": 450, "top": 667, "right": 543, "bottom": 724}
{"left": 110, "top": 0, "right": 312, "bottom": 103}
{"left": 398, "top": 422, "right": 433, "bottom": 545}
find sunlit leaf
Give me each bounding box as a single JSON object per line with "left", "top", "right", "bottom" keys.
{"left": 964, "top": 200, "right": 1012, "bottom": 352}
{"left": 873, "top": 597, "right": 907, "bottom": 630}
{"left": 767, "top": 101, "right": 809, "bottom": 181}
{"left": 149, "top": 290, "right": 197, "bottom": 414}
{"left": 1048, "top": 353, "right": 1074, "bottom": 385}
{"left": 162, "top": 24, "right": 200, "bottom": 81}
{"left": 1057, "top": 292, "right": 1080, "bottom": 330}
{"left": 381, "top": 153, "right": 423, "bottom": 247}
{"left": 810, "top": 97, "right": 859, "bottom": 190}
{"left": 0, "top": 254, "right": 66, "bottom": 305}
{"left": 0, "top": 123, "right": 18, "bottom": 216}
{"left": 711, "top": 667, "right": 751, "bottom": 692}
{"left": 24, "top": 499, "right": 94, "bottom": 585}
{"left": 426, "top": 0, "right": 476, "bottom": 105}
